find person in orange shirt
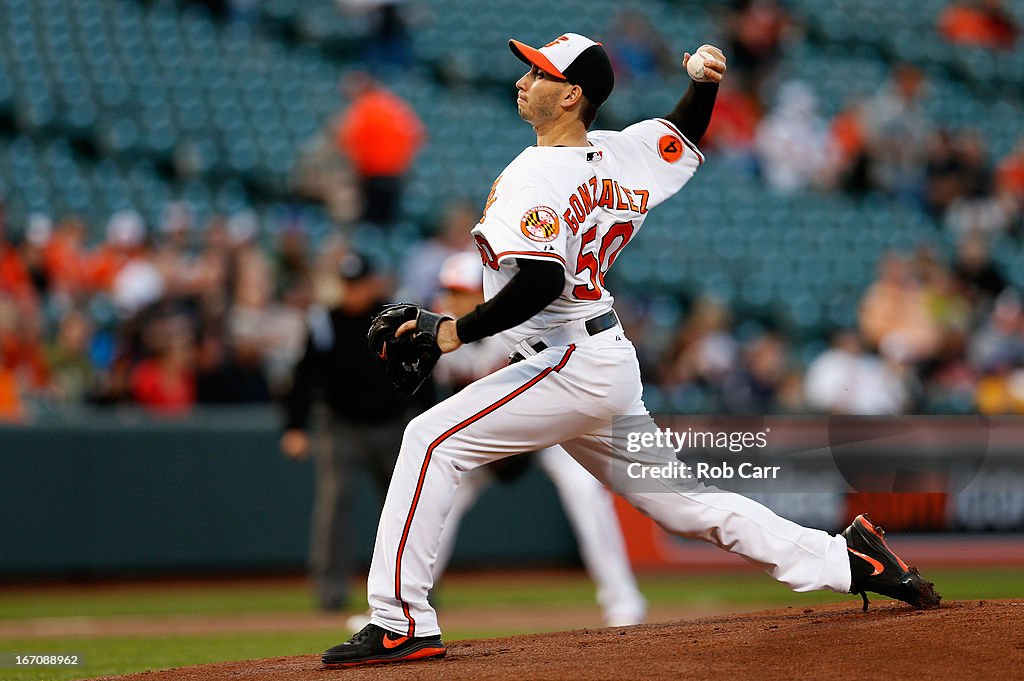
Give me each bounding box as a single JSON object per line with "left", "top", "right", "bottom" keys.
{"left": 0, "top": 245, "right": 34, "bottom": 305}
{"left": 996, "top": 136, "right": 1024, "bottom": 202}
{"left": 0, "top": 295, "right": 47, "bottom": 421}
{"left": 0, "top": 208, "right": 36, "bottom": 305}
{"left": 334, "top": 73, "right": 426, "bottom": 228}
{"left": 0, "top": 294, "right": 24, "bottom": 422}
{"left": 829, "top": 100, "right": 871, "bottom": 193}
{"left": 940, "top": 0, "right": 1017, "bottom": 50}
{"left": 43, "top": 214, "right": 90, "bottom": 299}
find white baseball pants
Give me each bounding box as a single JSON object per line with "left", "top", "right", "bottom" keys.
{"left": 367, "top": 327, "right": 851, "bottom": 637}
{"left": 431, "top": 445, "right": 648, "bottom": 627}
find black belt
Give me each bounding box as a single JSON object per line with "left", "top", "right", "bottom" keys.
{"left": 509, "top": 310, "right": 619, "bottom": 364}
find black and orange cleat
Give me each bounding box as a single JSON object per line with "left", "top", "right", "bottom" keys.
{"left": 843, "top": 514, "right": 942, "bottom": 612}
{"left": 322, "top": 623, "right": 446, "bottom": 668}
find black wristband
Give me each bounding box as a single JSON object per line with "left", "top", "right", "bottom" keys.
{"left": 664, "top": 80, "right": 718, "bottom": 144}
{"left": 455, "top": 258, "right": 564, "bottom": 344}
{"left": 455, "top": 309, "right": 488, "bottom": 344}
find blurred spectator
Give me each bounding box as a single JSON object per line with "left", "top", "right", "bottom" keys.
{"left": 723, "top": 0, "right": 795, "bottom": 94}
{"left": 22, "top": 214, "right": 52, "bottom": 297}
{"left": 224, "top": 221, "right": 314, "bottom": 401}
{"left": 859, "top": 252, "right": 941, "bottom": 364}
{"left": 261, "top": 274, "right": 314, "bottom": 397}
{"left": 918, "top": 247, "right": 971, "bottom": 326}
{"left": 720, "top": 332, "right": 790, "bottom": 413}
{"left": 91, "top": 313, "right": 143, "bottom": 407}
{"left": 968, "top": 289, "right": 1024, "bottom": 373}
{"left": 273, "top": 218, "right": 310, "bottom": 294}
{"left": 281, "top": 252, "right": 429, "bottom": 612}
{"left": 195, "top": 323, "right": 271, "bottom": 404}
{"left": 755, "top": 81, "right": 837, "bottom": 193}
{"left": 701, "top": 77, "right": 760, "bottom": 168}
{"left": 862, "top": 65, "right": 931, "bottom": 200}
{"left": 430, "top": 252, "right": 507, "bottom": 392}
{"left": 995, "top": 135, "right": 1024, "bottom": 232}
{"left": 309, "top": 230, "right": 348, "bottom": 310}
{"left": 225, "top": 217, "right": 278, "bottom": 388}
{"left": 660, "top": 297, "right": 738, "bottom": 391}
{"left": 1, "top": 295, "right": 49, "bottom": 392}
{"left": 946, "top": 190, "right": 1016, "bottom": 238}
{"left": 0, "top": 357, "right": 23, "bottom": 421}
{"left": 42, "top": 214, "right": 89, "bottom": 304}
{"left": 974, "top": 367, "right": 1024, "bottom": 413}
{"left": 952, "top": 131, "right": 995, "bottom": 199}
{"left": 192, "top": 215, "right": 233, "bottom": 323}
{"left": 917, "top": 247, "right": 972, "bottom": 370}
{"left": 152, "top": 202, "right": 205, "bottom": 309}
{"left": 997, "top": 136, "right": 1024, "bottom": 199}
{"left": 940, "top": 0, "right": 1017, "bottom": 50}
{"left": 334, "top": 72, "right": 425, "bottom": 228}
{"left": 605, "top": 9, "right": 674, "bottom": 80}
{"left": 87, "top": 209, "right": 148, "bottom": 294}
{"left": 942, "top": 132, "right": 1014, "bottom": 236}
{"left": 0, "top": 295, "right": 49, "bottom": 420}
{"left": 828, "top": 100, "right": 871, "bottom": 194}
{"left": 804, "top": 330, "right": 908, "bottom": 414}
{"left": 129, "top": 314, "right": 197, "bottom": 416}
{"left": 113, "top": 248, "right": 165, "bottom": 320}
{"left": 291, "top": 125, "right": 361, "bottom": 227}
{"left": 0, "top": 225, "right": 36, "bottom": 306}
{"left": 971, "top": 292, "right": 1024, "bottom": 413}
{"left": 396, "top": 199, "right": 476, "bottom": 305}
{"left": 336, "top": 0, "right": 413, "bottom": 71}
{"left": 953, "top": 231, "right": 1006, "bottom": 302}
{"left": 924, "top": 129, "right": 967, "bottom": 217}
{"left": 45, "top": 310, "right": 96, "bottom": 405}
{"left": 225, "top": 212, "right": 271, "bottom": 312}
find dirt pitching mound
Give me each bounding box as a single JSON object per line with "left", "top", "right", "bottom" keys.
{"left": 90, "top": 600, "right": 1023, "bottom": 681}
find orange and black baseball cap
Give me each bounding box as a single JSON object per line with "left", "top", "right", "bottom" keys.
{"left": 509, "top": 33, "right": 615, "bottom": 107}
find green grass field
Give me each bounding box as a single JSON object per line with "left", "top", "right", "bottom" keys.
{"left": 1, "top": 568, "right": 1020, "bottom": 681}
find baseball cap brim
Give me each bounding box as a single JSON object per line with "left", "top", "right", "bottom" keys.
{"left": 509, "top": 39, "right": 566, "bottom": 79}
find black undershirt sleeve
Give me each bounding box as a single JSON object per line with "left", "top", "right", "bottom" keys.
{"left": 663, "top": 80, "right": 718, "bottom": 144}
{"left": 455, "top": 258, "right": 564, "bottom": 344}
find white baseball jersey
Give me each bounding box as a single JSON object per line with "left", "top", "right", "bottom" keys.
{"left": 471, "top": 118, "right": 703, "bottom": 348}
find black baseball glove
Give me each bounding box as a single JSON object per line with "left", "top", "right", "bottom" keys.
{"left": 368, "top": 303, "right": 452, "bottom": 396}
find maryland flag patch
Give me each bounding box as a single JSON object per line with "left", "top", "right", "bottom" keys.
{"left": 520, "top": 206, "right": 560, "bottom": 243}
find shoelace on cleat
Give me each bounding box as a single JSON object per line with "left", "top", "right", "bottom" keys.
{"left": 347, "top": 625, "right": 375, "bottom": 645}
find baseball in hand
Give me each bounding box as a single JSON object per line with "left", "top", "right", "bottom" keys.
{"left": 687, "top": 49, "right": 716, "bottom": 82}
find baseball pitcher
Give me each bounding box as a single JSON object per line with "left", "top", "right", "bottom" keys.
{"left": 324, "top": 33, "right": 940, "bottom": 668}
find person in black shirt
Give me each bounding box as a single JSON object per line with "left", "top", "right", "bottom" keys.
{"left": 281, "top": 252, "right": 430, "bottom": 612}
